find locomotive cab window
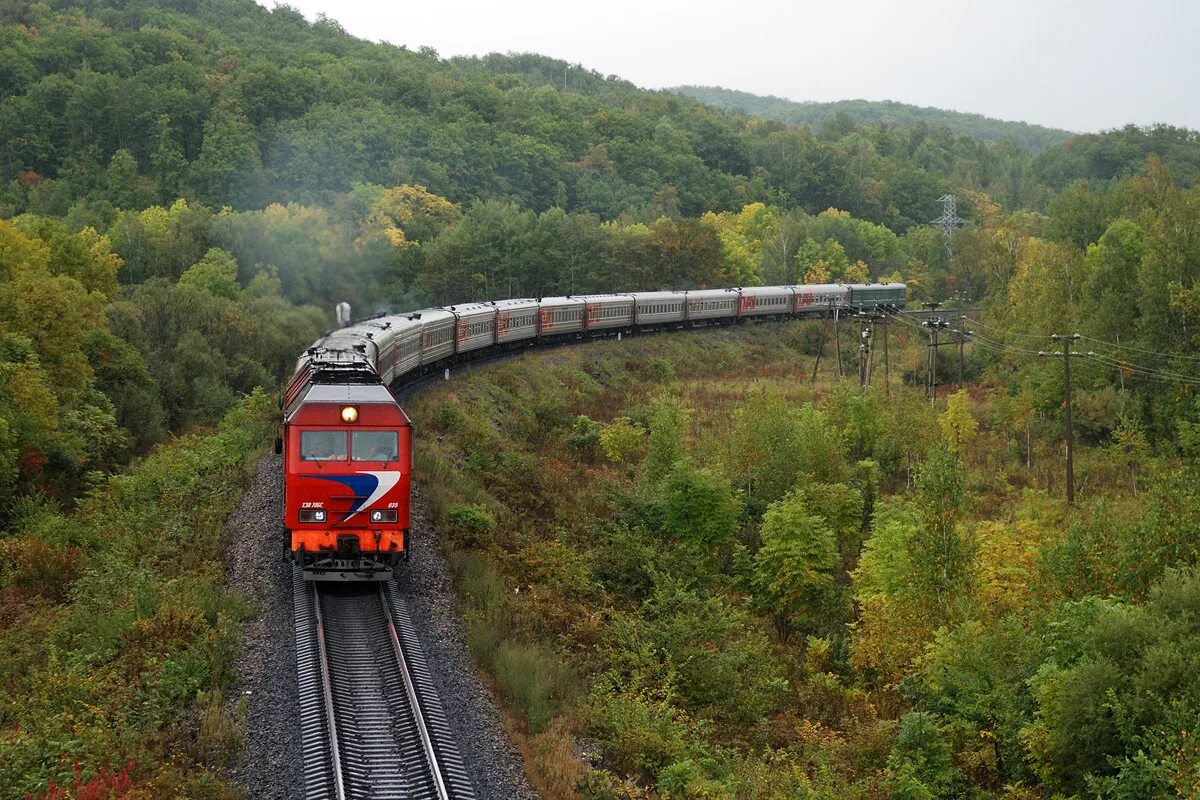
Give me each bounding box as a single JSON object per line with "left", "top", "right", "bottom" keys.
{"left": 352, "top": 430, "right": 399, "bottom": 462}
{"left": 301, "top": 430, "right": 348, "bottom": 461}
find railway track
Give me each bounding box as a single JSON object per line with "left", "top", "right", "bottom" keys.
{"left": 294, "top": 568, "right": 476, "bottom": 799}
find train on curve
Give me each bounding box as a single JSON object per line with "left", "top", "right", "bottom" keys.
{"left": 281, "top": 282, "right": 906, "bottom": 580}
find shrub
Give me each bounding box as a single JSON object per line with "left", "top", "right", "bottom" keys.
{"left": 600, "top": 417, "right": 645, "bottom": 463}
{"left": 446, "top": 504, "right": 494, "bottom": 547}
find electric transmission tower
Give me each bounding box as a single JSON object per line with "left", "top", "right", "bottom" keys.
{"left": 931, "top": 194, "right": 965, "bottom": 259}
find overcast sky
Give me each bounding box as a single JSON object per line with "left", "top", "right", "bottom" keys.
{"left": 263, "top": 0, "right": 1199, "bottom": 133}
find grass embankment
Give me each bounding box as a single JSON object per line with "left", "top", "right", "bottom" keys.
{"left": 408, "top": 321, "right": 1200, "bottom": 799}
{"left": 0, "top": 391, "right": 275, "bottom": 799}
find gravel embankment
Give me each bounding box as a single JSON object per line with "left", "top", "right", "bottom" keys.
{"left": 225, "top": 454, "right": 538, "bottom": 800}
{"left": 225, "top": 454, "right": 303, "bottom": 800}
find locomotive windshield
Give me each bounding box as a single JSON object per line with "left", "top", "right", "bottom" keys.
{"left": 301, "top": 430, "right": 348, "bottom": 461}
{"left": 351, "top": 431, "right": 399, "bottom": 462}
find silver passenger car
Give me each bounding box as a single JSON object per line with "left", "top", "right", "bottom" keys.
{"left": 369, "top": 316, "right": 423, "bottom": 384}
{"left": 447, "top": 302, "right": 497, "bottom": 354}
{"left": 493, "top": 299, "right": 539, "bottom": 344}
{"left": 579, "top": 294, "right": 635, "bottom": 331}
{"left": 632, "top": 291, "right": 687, "bottom": 326}
{"left": 685, "top": 289, "right": 739, "bottom": 322}
{"left": 538, "top": 296, "right": 586, "bottom": 336}
{"left": 738, "top": 285, "right": 795, "bottom": 317}
{"left": 790, "top": 284, "right": 849, "bottom": 316}
{"left": 413, "top": 309, "right": 457, "bottom": 365}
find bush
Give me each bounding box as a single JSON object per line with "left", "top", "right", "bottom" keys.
{"left": 446, "top": 504, "right": 494, "bottom": 547}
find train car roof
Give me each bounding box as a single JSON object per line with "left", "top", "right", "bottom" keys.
{"left": 573, "top": 293, "right": 635, "bottom": 301}
{"left": 789, "top": 283, "right": 846, "bottom": 293}
{"left": 444, "top": 302, "right": 497, "bottom": 316}
{"left": 538, "top": 296, "right": 586, "bottom": 306}
{"left": 492, "top": 298, "right": 539, "bottom": 309}
{"left": 631, "top": 291, "right": 687, "bottom": 301}
{"left": 740, "top": 285, "right": 794, "bottom": 294}
{"left": 366, "top": 315, "right": 424, "bottom": 333}
{"left": 409, "top": 308, "right": 456, "bottom": 324}
{"left": 686, "top": 288, "right": 740, "bottom": 299}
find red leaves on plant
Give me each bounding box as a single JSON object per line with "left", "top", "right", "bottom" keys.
{"left": 25, "top": 761, "right": 136, "bottom": 800}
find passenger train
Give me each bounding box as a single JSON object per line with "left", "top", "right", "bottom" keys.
{"left": 282, "top": 282, "right": 906, "bottom": 580}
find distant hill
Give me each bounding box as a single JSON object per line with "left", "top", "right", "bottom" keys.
{"left": 672, "top": 86, "right": 1075, "bottom": 151}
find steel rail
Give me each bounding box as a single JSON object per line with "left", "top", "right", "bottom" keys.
{"left": 312, "top": 587, "right": 347, "bottom": 800}
{"left": 378, "top": 584, "right": 450, "bottom": 800}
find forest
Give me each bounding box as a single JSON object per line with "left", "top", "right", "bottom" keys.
{"left": 1, "top": 0, "right": 1200, "bottom": 796}
{"left": 670, "top": 87, "right": 1075, "bottom": 151}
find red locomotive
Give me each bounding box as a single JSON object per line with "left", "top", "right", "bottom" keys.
{"left": 281, "top": 352, "right": 411, "bottom": 580}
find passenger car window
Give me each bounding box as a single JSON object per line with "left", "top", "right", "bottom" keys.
{"left": 301, "top": 430, "right": 348, "bottom": 461}
{"left": 352, "top": 431, "right": 399, "bottom": 462}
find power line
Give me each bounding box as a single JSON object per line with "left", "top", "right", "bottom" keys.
{"left": 963, "top": 315, "right": 1200, "bottom": 363}
{"left": 1076, "top": 333, "right": 1200, "bottom": 363}
{"left": 884, "top": 309, "right": 1200, "bottom": 394}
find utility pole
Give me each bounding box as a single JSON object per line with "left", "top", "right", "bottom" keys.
{"left": 834, "top": 308, "right": 843, "bottom": 378}
{"left": 1039, "top": 334, "right": 1093, "bottom": 504}
{"left": 955, "top": 316, "right": 973, "bottom": 390}
{"left": 882, "top": 316, "right": 890, "bottom": 397}
{"left": 858, "top": 315, "right": 871, "bottom": 387}
{"left": 921, "top": 302, "right": 948, "bottom": 401}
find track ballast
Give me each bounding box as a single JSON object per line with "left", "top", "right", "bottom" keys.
{"left": 294, "top": 568, "right": 476, "bottom": 799}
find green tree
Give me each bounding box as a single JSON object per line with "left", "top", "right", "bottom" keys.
{"left": 179, "top": 248, "right": 241, "bottom": 300}
{"left": 192, "top": 107, "right": 264, "bottom": 208}
{"left": 887, "top": 712, "right": 963, "bottom": 800}
{"left": 750, "top": 492, "right": 838, "bottom": 640}
{"left": 105, "top": 148, "right": 140, "bottom": 210}
{"left": 659, "top": 461, "right": 741, "bottom": 555}
{"left": 644, "top": 395, "right": 689, "bottom": 482}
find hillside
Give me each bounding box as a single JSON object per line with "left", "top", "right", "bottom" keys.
{"left": 408, "top": 320, "right": 1200, "bottom": 799}
{"left": 672, "top": 85, "right": 1075, "bottom": 150}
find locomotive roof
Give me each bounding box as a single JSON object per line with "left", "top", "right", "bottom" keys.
{"left": 302, "top": 384, "right": 397, "bottom": 404}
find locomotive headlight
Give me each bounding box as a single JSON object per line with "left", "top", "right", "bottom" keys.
{"left": 341, "top": 406, "right": 358, "bottom": 423}
{"left": 299, "top": 509, "right": 327, "bottom": 523}
{"left": 370, "top": 509, "right": 398, "bottom": 523}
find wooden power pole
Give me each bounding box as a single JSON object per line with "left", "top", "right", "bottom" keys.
{"left": 1040, "top": 333, "right": 1088, "bottom": 504}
